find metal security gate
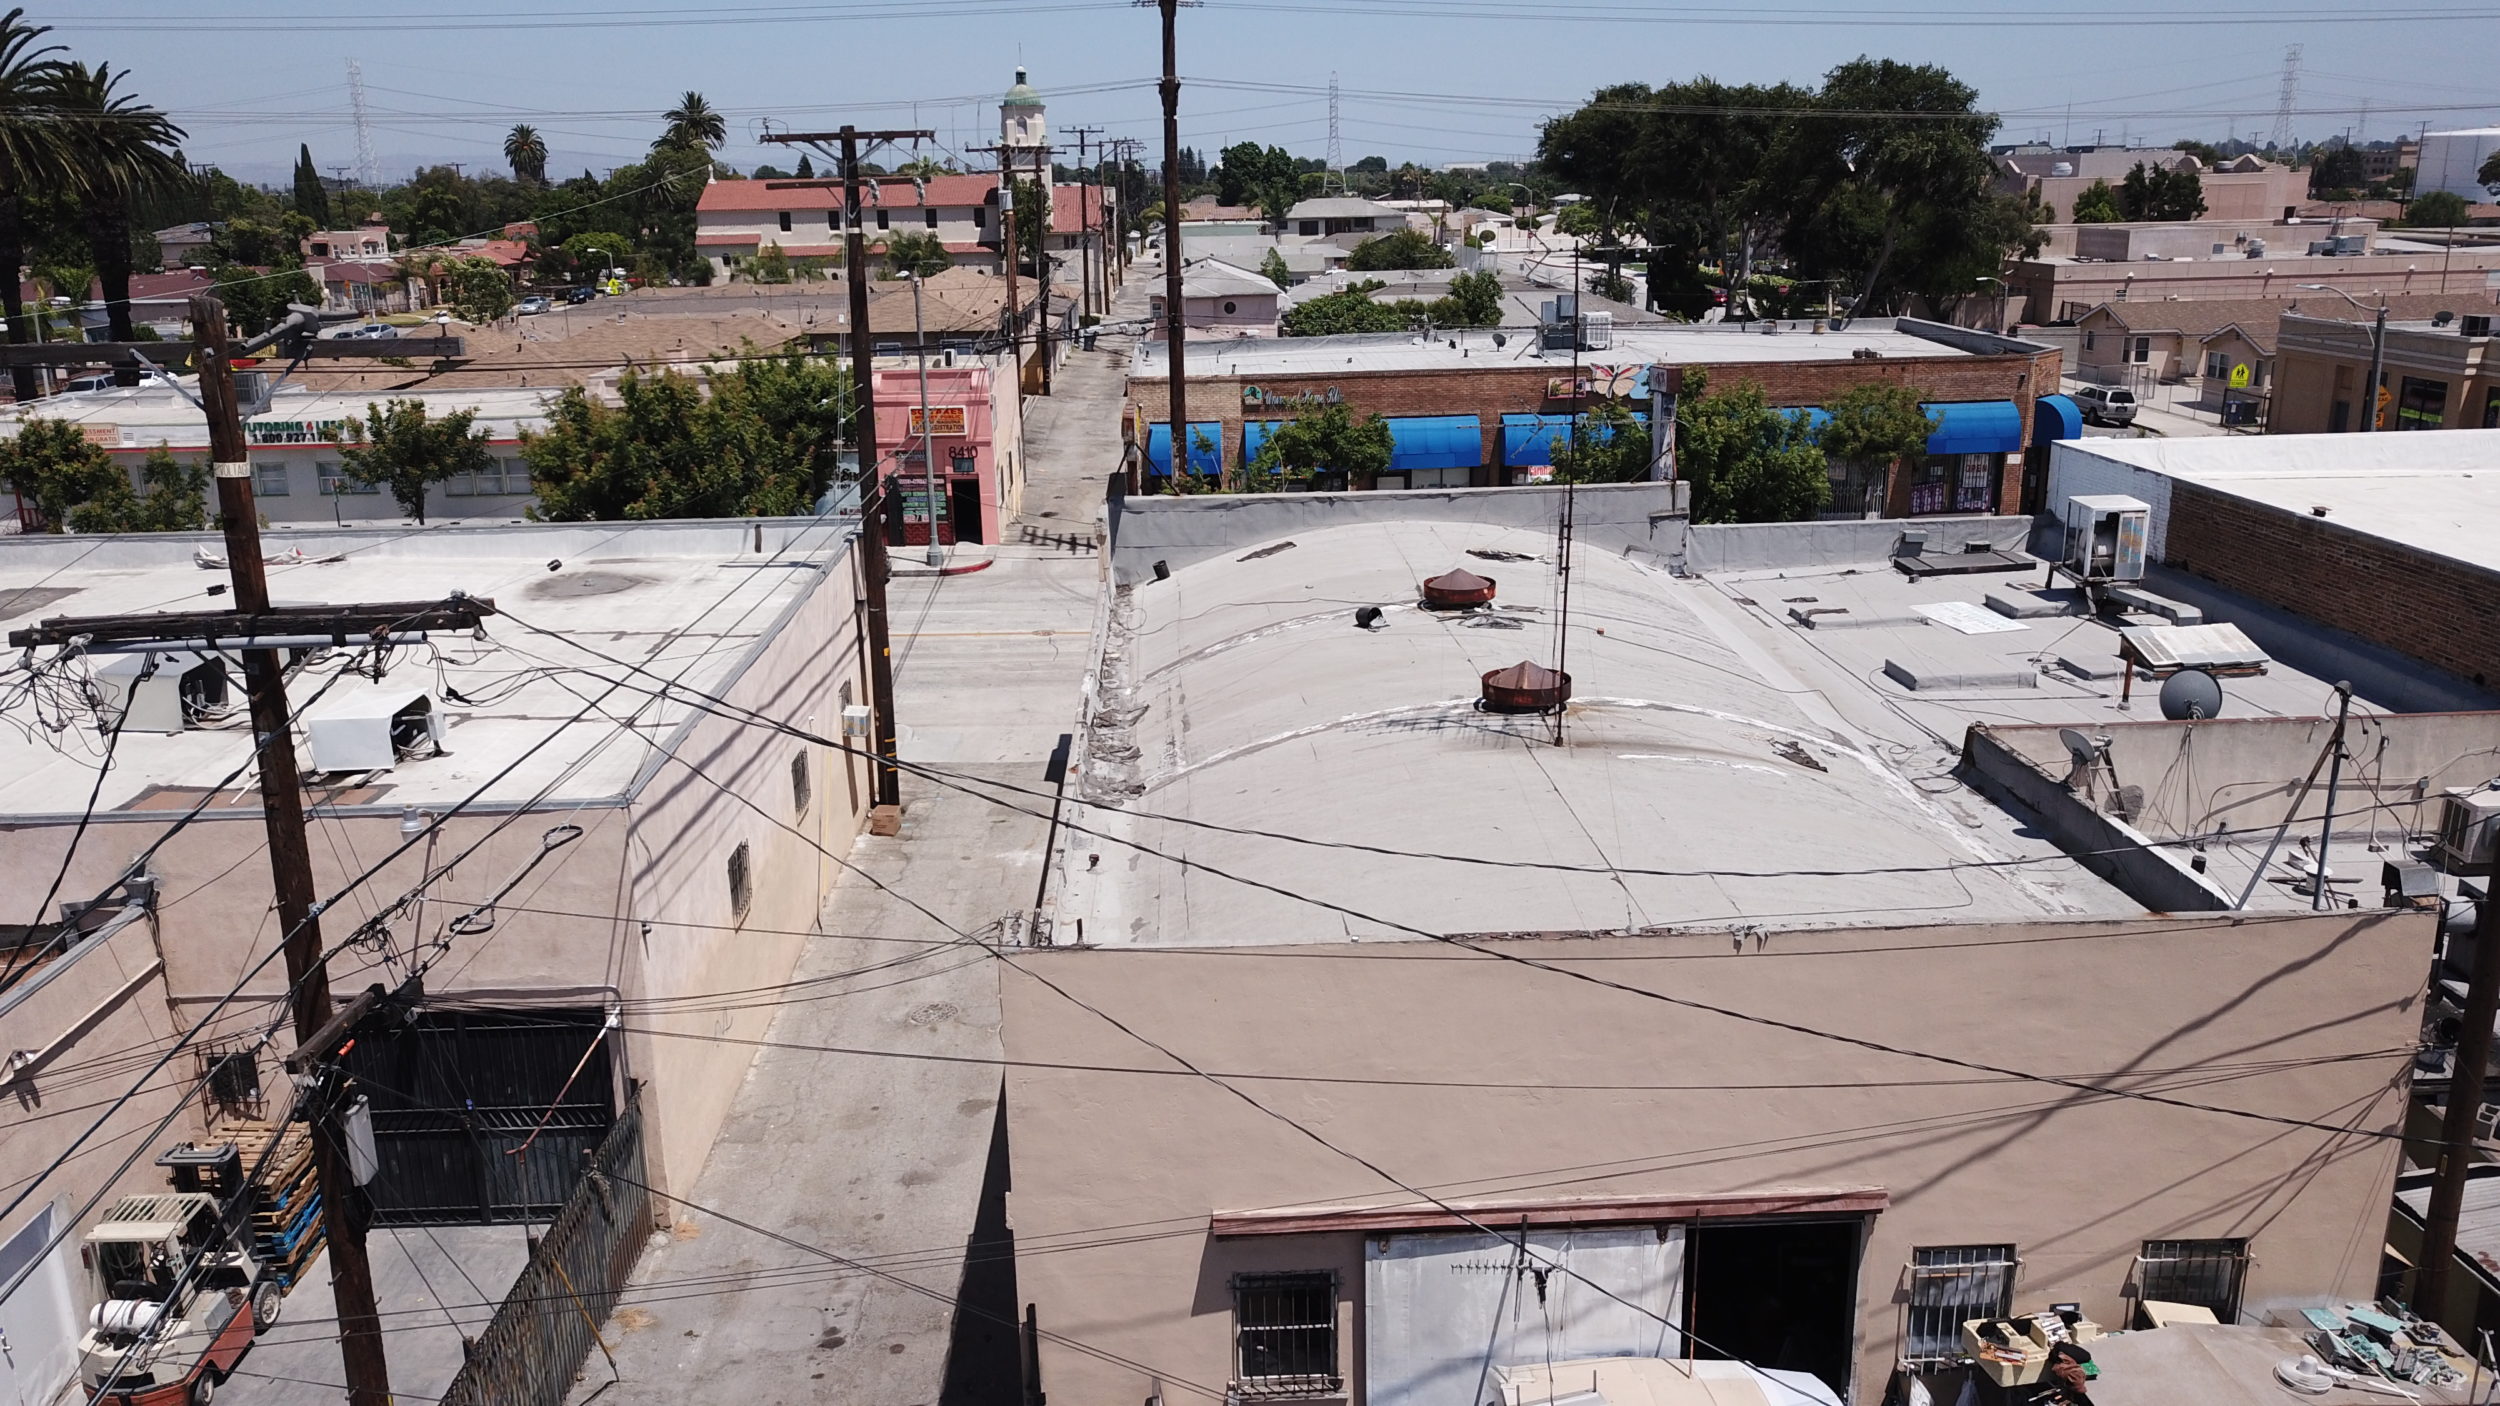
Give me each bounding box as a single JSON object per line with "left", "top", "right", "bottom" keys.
{"left": 440, "top": 1091, "right": 649, "bottom": 1406}
{"left": 340, "top": 1007, "right": 614, "bottom": 1226}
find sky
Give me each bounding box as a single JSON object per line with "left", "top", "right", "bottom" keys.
{"left": 38, "top": 0, "right": 2500, "bottom": 189}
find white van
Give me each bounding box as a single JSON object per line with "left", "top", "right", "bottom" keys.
{"left": 2074, "top": 385, "right": 2138, "bottom": 427}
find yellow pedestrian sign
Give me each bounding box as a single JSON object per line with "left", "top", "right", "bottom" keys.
{"left": 2227, "top": 363, "right": 2252, "bottom": 389}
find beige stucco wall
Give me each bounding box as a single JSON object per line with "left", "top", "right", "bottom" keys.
{"left": 1000, "top": 912, "right": 2427, "bottom": 1405}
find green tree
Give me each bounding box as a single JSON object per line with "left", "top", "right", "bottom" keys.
{"left": 504, "top": 123, "right": 548, "bottom": 186}
{"left": 2171, "top": 139, "right": 2222, "bottom": 165}
{"left": 1215, "top": 141, "right": 1301, "bottom": 213}
{"left": 522, "top": 355, "right": 852, "bottom": 520}
{"left": 1554, "top": 203, "right": 1599, "bottom": 238}
{"left": 1009, "top": 177, "right": 1048, "bottom": 274}
{"left": 58, "top": 62, "right": 188, "bottom": 384}
{"left": 1550, "top": 401, "right": 1653, "bottom": 484}
{"left": 881, "top": 229, "right": 950, "bottom": 279}
{"left": 1345, "top": 227, "right": 1454, "bottom": 271}
{"left": 657, "top": 91, "right": 725, "bottom": 153}
{"left": 2306, "top": 146, "right": 2366, "bottom": 200}
{"left": 751, "top": 241, "right": 793, "bottom": 284}
{"left": 1678, "top": 377, "right": 1830, "bottom": 524}
{"left": 436, "top": 254, "right": 514, "bottom": 322}
{"left": 292, "top": 143, "right": 330, "bottom": 226}
{"left": 557, "top": 229, "right": 632, "bottom": 284}
{"left": 0, "top": 8, "right": 73, "bottom": 404}
{"left": 2118, "top": 161, "right": 2205, "bottom": 220}
{"left": 337, "top": 399, "right": 495, "bottom": 524}
{"left": 1436, "top": 269, "right": 1504, "bottom": 327}
{"left": 2481, "top": 148, "right": 2500, "bottom": 193}
{"left": 2070, "top": 179, "right": 2122, "bottom": 224}
{"left": 1279, "top": 281, "right": 1409, "bottom": 336}
{"left": 209, "top": 263, "right": 318, "bottom": 337}
{"left": 2406, "top": 190, "right": 2470, "bottom": 228}
{"left": 66, "top": 447, "right": 208, "bottom": 533}
{"left": 1259, "top": 246, "right": 1292, "bottom": 287}
{"left": 1247, "top": 401, "right": 1393, "bottom": 490}
{"left": 1815, "top": 382, "right": 1934, "bottom": 496}
{"left": 0, "top": 419, "right": 120, "bottom": 531}
{"left": 794, "top": 153, "right": 815, "bottom": 180}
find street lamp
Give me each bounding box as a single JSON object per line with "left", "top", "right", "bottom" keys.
{"left": 2297, "top": 284, "right": 2388, "bottom": 433}
{"left": 1974, "top": 275, "right": 2009, "bottom": 333}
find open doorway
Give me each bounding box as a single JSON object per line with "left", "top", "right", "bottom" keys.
{"left": 1684, "top": 1219, "right": 1862, "bottom": 1399}
{"left": 949, "top": 478, "right": 984, "bottom": 544}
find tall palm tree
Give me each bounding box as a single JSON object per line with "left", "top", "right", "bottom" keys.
{"left": 656, "top": 91, "right": 724, "bottom": 153}
{"left": 504, "top": 123, "right": 547, "bottom": 185}
{"left": 57, "top": 61, "right": 186, "bottom": 385}
{"left": 0, "top": 8, "right": 73, "bottom": 402}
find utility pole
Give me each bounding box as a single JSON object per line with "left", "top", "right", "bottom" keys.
{"left": 1066, "top": 125, "right": 1104, "bottom": 320}
{"left": 1151, "top": 0, "right": 1193, "bottom": 484}
{"left": 763, "top": 127, "right": 933, "bottom": 810}
{"left": 2418, "top": 888, "right": 2500, "bottom": 1322}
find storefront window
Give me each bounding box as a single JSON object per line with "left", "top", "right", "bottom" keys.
{"left": 1909, "top": 453, "right": 2001, "bottom": 516}
{"left": 2396, "top": 376, "right": 2448, "bottom": 431}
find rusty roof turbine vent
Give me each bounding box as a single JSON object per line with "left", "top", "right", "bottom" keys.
{"left": 1420, "top": 567, "right": 1496, "bottom": 609}
{"left": 1479, "top": 660, "right": 1572, "bottom": 714}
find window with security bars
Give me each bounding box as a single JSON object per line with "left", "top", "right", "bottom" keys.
{"left": 1906, "top": 1245, "right": 2017, "bottom": 1363}
{"left": 1234, "top": 1272, "right": 1338, "bottom": 1396}
{"left": 2137, "top": 1238, "right": 2248, "bottom": 1322}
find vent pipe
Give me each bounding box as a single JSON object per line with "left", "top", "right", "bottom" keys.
{"left": 1480, "top": 660, "right": 1572, "bottom": 714}
{"left": 1420, "top": 568, "right": 1496, "bottom": 609}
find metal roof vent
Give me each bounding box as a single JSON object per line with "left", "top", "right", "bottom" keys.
{"left": 1420, "top": 567, "right": 1496, "bottom": 609}
{"left": 1479, "top": 660, "right": 1571, "bottom": 714}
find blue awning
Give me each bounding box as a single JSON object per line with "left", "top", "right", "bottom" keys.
{"left": 1241, "top": 420, "right": 1281, "bottom": 465}
{"left": 1385, "top": 415, "right": 1482, "bottom": 470}
{"left": 1920, "top": 400, "right": 2024, "bottom": 455}
{"left": 1146, "top": 421, "right": 1223, "bottom": 475}
{"left": 1499, "top": 412, "right": 1649, "bottom": 468}
{"left": 2032, "top": 394, "right": 2082, "bottom": 445}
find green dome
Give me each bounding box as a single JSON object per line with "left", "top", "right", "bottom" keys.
{"left": 1003, "top": 67, "right": 1043, "bottom": 106}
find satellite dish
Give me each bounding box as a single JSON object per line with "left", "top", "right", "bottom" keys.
{"left": 2160, "top": 667, "right": 2226, "bottom": 720}
{"left": 2059, "top": 727, "right": 2100, "bottom": 768}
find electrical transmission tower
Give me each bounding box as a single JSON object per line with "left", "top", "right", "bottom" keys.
{"left": 1327, "top": 72, "right": 1342, "bottom": 174}
{"left": 2268, "top": 44, "right": 2302, "bottom": 154}
{"left": 346, "top": 59, "right": 380, "bottom": 187}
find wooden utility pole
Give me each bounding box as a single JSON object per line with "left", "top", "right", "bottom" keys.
{"left": 763, "top": 127, "right": 931, "bottom": 810}
{"left": 1065, "top": 125, "right": 1103, "bottom": 319}
{"left": 1154, "top": 0, "right": 1190, "bottom": 484}
{"left": 2418, "top": 890, "right": 2500, "bottom": 1321}
{"left": 199, "top": 294, "right": 393, "bottom": 1406}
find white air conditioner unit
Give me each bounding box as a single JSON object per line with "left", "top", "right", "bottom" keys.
{"left": 93, "top": 651, "right": 236, "bottom": 734}
{"left": 2438, "top": 787, "right": 2500, "bottom": 875}
{"left": 2062, "top": 494, "right": 2149, "bottom": 584}
{"left": 839, "top": 704, "right": 873, "bottom": 739}
{"left": 304, "top": 689, "right": 446, "bottom": 772}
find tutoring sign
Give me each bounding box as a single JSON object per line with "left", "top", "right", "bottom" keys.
{"left": 908, "top": 405, "right": 969, "bottom": 437}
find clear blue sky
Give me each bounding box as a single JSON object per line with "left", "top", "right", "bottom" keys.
{"left": 41, "top": 0, "right": 2500, "bottom": 187}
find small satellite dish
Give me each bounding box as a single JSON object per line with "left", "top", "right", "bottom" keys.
{"left": 2059, "top": 727, "right": 2100, "bottom": 768}
{"left": 2160, "top": 667, "right": 2225, "bottom": 720}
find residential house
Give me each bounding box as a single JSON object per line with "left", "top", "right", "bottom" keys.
{"left": 1281, "top": 196, "right": 1413, "bottom": 241}
{"left": 152, "top": 222, "right": 216, "bottom": 268}
{"left": 310, "top": 259, "right": 421, "bottom": 315}
{"left": 300, "top": 223, "right": 393, "bottom": 261}
{"left": 2069, "top": 293, "right": 2470, "bottom": 413}
{"left": 1145, "top": 257, "right": 1284, "bottom": 341}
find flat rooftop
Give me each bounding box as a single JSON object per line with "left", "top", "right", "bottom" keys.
{"left": 0, "top": 519, "right": 850, "bottom": 819}
{"left": 2058, "top": 430, "right": 2500, "bottom": 575}
{"left": 1051, "top": 518, "right": 2135, "bottom": 948}
{"left": 0, "top": 381, "right": 554, "bottom": 451}
{"left": 1130, "top": 317, "right": 2023, "bottom": 381}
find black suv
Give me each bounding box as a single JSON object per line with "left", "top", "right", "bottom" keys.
{"left": 565, "top": 286, "right": 600, "bottom": 306}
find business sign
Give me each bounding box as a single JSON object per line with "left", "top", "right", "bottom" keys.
{"left": 1546, "top": 365, "right": 1649, "bottom": 402}
{"left": 908, "top": 405, "right": 969, "bottom": 437}
{"left": 899, "top": 486, "right": 950, "bottom": 525}
{"left": 79, "top": 424, "right": 121, "bottom": 448}
{"left": 1241, "top": 384, "right": 1342, "bottom": 410}
{"left": 246, "top": 419, "right": 347, "bottom": 446}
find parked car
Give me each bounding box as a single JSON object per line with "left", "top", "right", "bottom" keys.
{"left": 565, "top": 286, "right": 600, "bottom": 306}
{"left": 516, "top": 295, "right": 550, "bottom": 316}
{"left": 330, "top": 323, "right": 399, "bottom": 340}
{"left": 2074, "top": 385, "right": 2138, "bottom": 427}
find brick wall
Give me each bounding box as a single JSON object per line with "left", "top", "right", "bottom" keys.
{"left": 1133, "top": 344, "right": 2060, "bottom": 513}
{"left": 2163, "top": 480, "right": 2500, "bottom": 688}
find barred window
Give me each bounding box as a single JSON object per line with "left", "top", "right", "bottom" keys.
{"left": 2137, "top": 1238, "right": 2248, "bottom": 1322}
{"left": 1906, "top": 1245, "right": 2016, "bottom": 1363}
{"left": 1234, "top": 1272, "right": 1338, "bottom": 1397}
{"left": 727, "top": 841, "right": 753, "bottom": 919}
{"left": 255, "top": 462, "right": 290, "bottom": 497}
{"left": 791, "top": 752, "right": 811, "bottom": 820}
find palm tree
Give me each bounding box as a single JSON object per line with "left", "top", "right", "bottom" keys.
{"left": 656, "top": 91, "right": 724, "bottom": 153}
{"left": 57, "top": 61, "right": 186, "bottom": 385}
{"left": 504, "top": 123, "right": 547, "bottom": 185}
{"left": 0, "top": 8, "right": 72, "bottom": 402}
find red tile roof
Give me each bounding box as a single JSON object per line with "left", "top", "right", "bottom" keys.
{"left": 700, "top": 173, "right": 1001, "bottom": 213}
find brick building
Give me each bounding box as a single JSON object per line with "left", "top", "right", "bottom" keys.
{"left": 2045, "top": 430, "right": 2500, "bottom": 691}
{"left": 1127, "top": 318, "right": 2066, "bottom": 517}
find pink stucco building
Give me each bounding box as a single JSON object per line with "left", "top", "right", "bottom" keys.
{"left": 871, "top": 359, "right": 1023, "bottom": 545}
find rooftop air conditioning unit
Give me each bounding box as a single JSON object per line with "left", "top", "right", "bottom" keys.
{"left": 2062, "top": 494, "right": 2149, "bottom": 585}
{"left": 305, "top": 689, "right": 447, "bottom": 772}
{"left": 2438, "top": 787, "right": 2500, "bottom": 875}
{"left": 1579, "top": 311, "right": 1613, "bottom": 351}
{"left": 92, "top": 651, "right": 235, "bottom": 734}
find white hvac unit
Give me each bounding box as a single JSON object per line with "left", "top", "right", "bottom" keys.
{"left": 2062, "top": 494, "right": 2149, "bottom": 584}
{"left": 304, "top": 689, "right": 446, "bottom": 772}
{"left": 839, "top": 704, "right": 873, "bottom": 738}
{"left": 92, "top": 651, "right": 236, "bottom": 734}
{"left": 2437, "top": 786, "right": 2500, "bottom": 875}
